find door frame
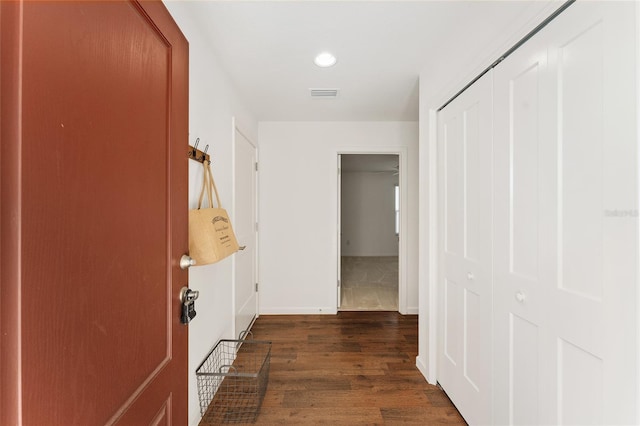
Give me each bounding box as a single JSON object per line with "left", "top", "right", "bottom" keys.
{"left": 337, "top": 154, "right": 342, "bottom": 308}
{"left": 231, "top": 117, "right": 259, "bottom": 338}
{"left": 333, "top": 147, "right": 409, "bottom": 314}
{"left": 636, "top": 2, "right": 640, "bottom": 422}
{"left": 417, "top": 109, "right": 440, "bottom": 383}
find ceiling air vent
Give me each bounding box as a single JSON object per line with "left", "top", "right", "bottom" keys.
{"left": 310, "top": 88, "right": 339, "bottom": 98}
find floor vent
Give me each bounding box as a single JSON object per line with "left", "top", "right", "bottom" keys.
{"left": 310, "top": 88, "right": 339, "bottom": 98}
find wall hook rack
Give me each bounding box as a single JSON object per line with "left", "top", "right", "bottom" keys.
{"left": 188, "top": 138, "right": 211, "bottom": 164}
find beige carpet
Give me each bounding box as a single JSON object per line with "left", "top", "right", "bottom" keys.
{"left": 340, "top": 256, "right": 399, "bottom": 311}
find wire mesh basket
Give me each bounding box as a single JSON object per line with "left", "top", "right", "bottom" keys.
{"left": 196, "top": 339, "right": 272, "bottom": 424}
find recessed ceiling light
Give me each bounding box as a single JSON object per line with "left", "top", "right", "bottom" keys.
{"left": 314, "top": 52, "right": 337, "bottom": 68}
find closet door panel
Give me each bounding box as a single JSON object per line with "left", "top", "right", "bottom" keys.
{"left": 444, "top": 278, "right": 463, "bottom": 365}
{"left": 557, "top": 339, "right": 603, "bottom": 425}
{"left": 494, "top": 2, "right": 638, "bottom": 424}
{"left": 547, "top": 3, "right": 637, "bottom": 423}
{"left": 493, "top": 34, "right": 550, "bottom": 426}
{"left": 510, "top": 314, "right": 539, "bottom": 426}
{"left": 557, "top": 20, "right": 604, "bottom": 301}
{"left": 510, "top": 64, "right": 541, "bottom": 281}
{"left": 438, "top": 72, "right": 493, "bottom": 426}
{"left": 464, "top": 102, "right": 483, "bottom": 264}
{"left": 444, "top": 115, "right": 464, "bottom": 258}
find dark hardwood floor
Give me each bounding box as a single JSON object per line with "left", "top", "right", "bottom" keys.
{"left": 245, "top": 312, "right": 467, "bottom": 425}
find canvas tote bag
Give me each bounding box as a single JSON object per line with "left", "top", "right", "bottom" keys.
{"left": 189, "top": 161, "right": 239, "bottom": 265}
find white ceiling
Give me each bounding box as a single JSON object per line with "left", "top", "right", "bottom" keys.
{"left": 179, "top": 1, "right": 561, "bottom": 122}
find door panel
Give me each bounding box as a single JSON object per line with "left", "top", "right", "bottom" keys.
{"left": 493, "top": 41, "right": 548, "bottom": 426}
{"left": 558, "top": 20, "right": 604, "bottom": 301}
{"left": 510, "top": 314, "right": 539, "bottom": 426}
{"left": 1, "top": 1, "right": 188, "bottom": 424}
{"left": 493, "top": 2, "right": 637, "bottom": 424}
{"left": 550, "top": 4, "right": 636, "bottom": 423}
{"left": 444, "top": 279, "right": 462, "bottom": 365}
{"left": 494, "top": 17, "right": 562, "bottom": 424}
{"left": 234, "top": 128, "right": 258, "bottom": 337}
{"left": 558, "top": 339, "right": 603, "bottom": 425}
{"left": 437, "top": 71, "right": 493, "bottom": 426}
{"left": 510, "top": 63, "right": 540, "bottom": 281}
{"left": 443, "top": 115, "right": 463, "bottom": 257}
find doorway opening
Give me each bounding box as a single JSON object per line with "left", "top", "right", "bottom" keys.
{"left": 338, "top": 154, "right": 400, "bottom": 311}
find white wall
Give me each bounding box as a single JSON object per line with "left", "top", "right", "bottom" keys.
{"left": 163, "top": 3, "right": 258, "bottom": 425}
{"left": 258, "top": 121, "right": 418, "bottom": 314}
{"left": 341, "top": 171, "right": 399, "bottom": 256}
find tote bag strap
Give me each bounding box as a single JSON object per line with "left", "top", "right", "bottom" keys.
{"left": 206, "top": 162, "right": 223, "bottom": 208}
{"left": 196, "top": 161, "right": 223, "bottom": 209}
{"left": 197, "top": 161, "right": 213, "bottom": 209}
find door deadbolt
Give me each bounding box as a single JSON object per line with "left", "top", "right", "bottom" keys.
{"left": 179, "top": 286, "right": 199, "bottom": 324}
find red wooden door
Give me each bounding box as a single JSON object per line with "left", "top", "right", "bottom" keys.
{"left": 1, "top": 1, "right": 189, "bottom": 424}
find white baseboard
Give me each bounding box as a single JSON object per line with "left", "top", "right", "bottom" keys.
{"left": 341, "top": 253, "right": 400, "bottom": 257}
{"left": 259, "top": 307, "right": 337, "bottom": 315}
{"left": 405, "top": 306, "right": 418, "bottom": 315}
{"left": 261, "top": 307, "right": 415, "bottom": 315}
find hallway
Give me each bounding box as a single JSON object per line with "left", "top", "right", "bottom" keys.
{"left": 247, "top": 312, "right": 466, "bottom": 424}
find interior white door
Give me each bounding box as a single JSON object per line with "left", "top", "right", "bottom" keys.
{"left": 493, "top": 2, "right": 638, "bottom": 424}
{"left": 437, "top": 71, "right": 493, "bottom": 425}
{"left": 233, "top": 128, "right": 258, "bottom": 338}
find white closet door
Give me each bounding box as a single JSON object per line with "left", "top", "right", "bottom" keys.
{"left": 437, "top": 72, "right": 493, "bottom": 425}
{"left": 493, "top": 2, "right": 638, "bottom": 424}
